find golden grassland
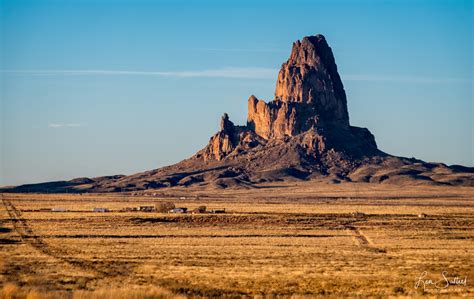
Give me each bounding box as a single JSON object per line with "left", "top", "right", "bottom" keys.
{"left": 1, "top": 182, "right": 473, "bottom": 298}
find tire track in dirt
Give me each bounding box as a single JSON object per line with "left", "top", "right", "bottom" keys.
{"left": 343, "top": 221, "right": 386, "bottom": 252}
{"left": 346, "top": 225, "right": 370, "bottom": 246}
{"left": 1, "top": 195, "right": 137, "bottom": 280}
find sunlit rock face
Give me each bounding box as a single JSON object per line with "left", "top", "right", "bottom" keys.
{"left": 274, "top": 35, "right": 349, "bottom": 128}
{"left": 246, "top": 35, "right": 350, "bottom": 141}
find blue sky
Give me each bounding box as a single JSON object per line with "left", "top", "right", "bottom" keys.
{"left": 0, "top": 0, "right": 472, "bottom": 186}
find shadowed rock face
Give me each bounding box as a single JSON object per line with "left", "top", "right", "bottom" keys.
{"left": 3, "top": 34, "right": 473, "bottom": 193}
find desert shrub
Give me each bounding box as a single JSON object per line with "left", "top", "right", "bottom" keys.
{"left": 157, "top": 202, "right": 175, "bottom": 213}
{"left": 72, "top": 286, "right": 182, "bottom": 299}
{"left": 392, "top": 286, "right": 405, "bottom": 294}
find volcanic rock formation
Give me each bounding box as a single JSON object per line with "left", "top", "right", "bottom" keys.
{"left": 198, "top": 34, "right": 379, "bottom": 164}
{"left": 2, "top": 34, "right": 473, "bottom": 192}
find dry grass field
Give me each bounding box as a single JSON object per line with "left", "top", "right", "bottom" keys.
{"left": 1, "top": 182, "right": 473, "bottom": 298}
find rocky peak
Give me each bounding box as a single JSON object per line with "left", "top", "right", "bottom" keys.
{"left": 286, "top": 35, "right": 334, "bottom": 68}
{"left": 274, "top": 34, "right": 349, "bottom": 127}
{"left": 246, "top": 35, "right": 349, "bottom": 140}
{"left": 201, "top": 34, "right": 377, "bottom": 162}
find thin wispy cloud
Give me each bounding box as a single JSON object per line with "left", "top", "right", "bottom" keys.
{"left": 48, "top": 123, "right": 85, "bottom": 128}
{"left": 194, "top": 48, "right": 286, "bottom": 53}
{"left": 342, "top": 74, "right": 473, "bottom": 84}
{"left": 2, "top": 69, "right": 471, "bottom": 83}
{"left": 1, "top": 67, "right": 278, "bottom": 79}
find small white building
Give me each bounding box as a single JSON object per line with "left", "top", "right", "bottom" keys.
{"left": 93, "top": 207, "right": 110, "bottom": 212}
{"left": 351, "top": 211, "right": 365, "bottom": 218}
{"left": 169, "top": 208, "right": 187, "bottom": 214}
{"left": 52, "top": 208, "right": 68, "bottom": 212}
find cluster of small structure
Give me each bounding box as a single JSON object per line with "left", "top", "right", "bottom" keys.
{"left": 169, "top": 207, "right": 226, "bottom": 214}
{"left": 38, "top": 203, "right": 226, "bottom": 214}
{"left": 120, "top": 206, "right": 156, "bottom": 212}
{"left": 169, "top": 207, "right": 187, "bottom": 214}
{"left": 94, "top": 205, "right": 226, "bottom": 214}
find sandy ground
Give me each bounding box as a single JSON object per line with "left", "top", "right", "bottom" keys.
{"left": 1, "top": 182, "right": 473, "bottom": 298}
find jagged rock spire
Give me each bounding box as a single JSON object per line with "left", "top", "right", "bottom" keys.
{"left": 275, "top": 35, "right": 349, "bottom": 126}
{"left": 247, "top": 34, "right": 350, "bottom": 140}
{"left": 220, "top": 113, "right": 234, "bottom": 133}
{"left": 202, "top": 34, "right": 378, "bottom": 161}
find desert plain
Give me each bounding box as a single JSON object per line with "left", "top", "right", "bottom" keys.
{"left": 1, "top": 182, "right": 473, "bottom": 298}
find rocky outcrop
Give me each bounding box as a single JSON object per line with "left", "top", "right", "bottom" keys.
{"left": 203, "top": 34, "right": 377, "bottom": 162}
{"left": 247, "top": 96, "right": 300, "bottom": 139}
{"left": 275, "top": 35, "right": 349, "bottom": 127}
{"left": 204, "top": 114, "right": 237, "bottom": 161}
{"left": 201, "top": 113, "right": 263, "bottom": 161}
{"left": 246, "top": 35, "right": 350, "bottom": 141}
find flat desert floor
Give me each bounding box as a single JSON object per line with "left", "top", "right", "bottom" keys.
{"left": 1, "top": 182, "right": 473, "bottom": 298}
